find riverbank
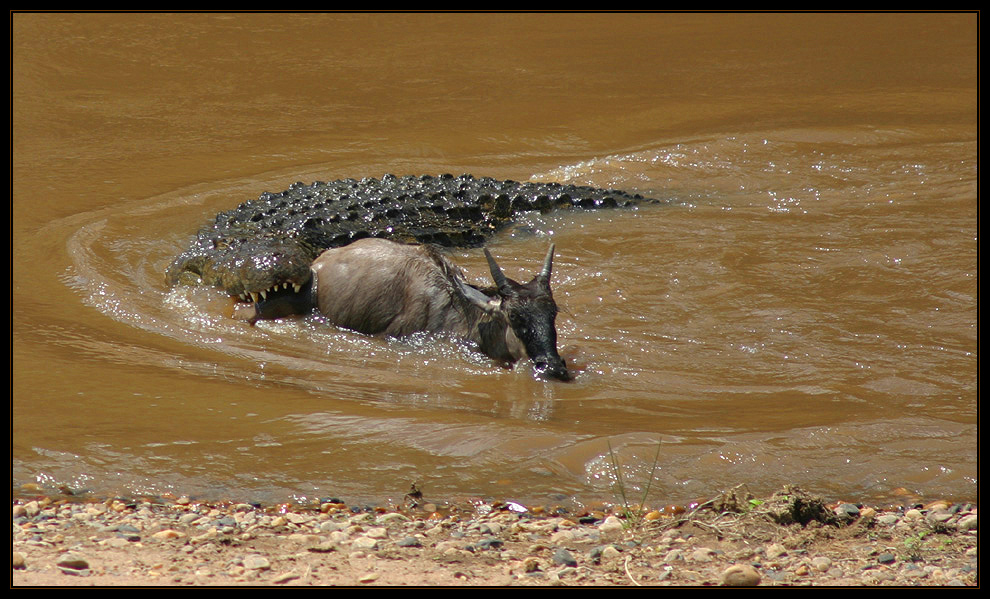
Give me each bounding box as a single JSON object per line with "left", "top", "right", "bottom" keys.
{"left": 12, "top": 486, "right": 977, "bottom": 586}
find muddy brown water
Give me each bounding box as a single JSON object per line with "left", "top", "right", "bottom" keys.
{"left": 12, "top": 13, "right": 977, "bottom": 509}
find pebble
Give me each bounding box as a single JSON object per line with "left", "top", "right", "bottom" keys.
{"left": 285, "top": 512, "right": 310, "bottom": 525}
{"left": 690, "top": 547, "right": 716, "bottom": 563}
{"left": 425, "top": 524, "right": 446, "bottom": 537}
{"left": 178, "top": 513, "right": 200, "bottom": 525}
{"left": 56, "top": 552, "right": 89, "bottom": 570}
{"left": 721, "top": 564, "right": 760, "bottom": 586}
{"left": 600, "top": 545, "right": 622, "bottom": 561}
{"left": 243, "top": 555, "right": 270, "bottom": 570}
{"left": 272, "top": 571, "right": 300, "bottom": 584}
{"left": 475, "top": 537, "right": 504, "bottom": 551}
{"left": 811, "top": 556, "right": 832, "bottom": 572}
{"left": 904, "top": 509, "right": 924, "bottom": 521}
{"left": 863, "top": 568, "right": 896, "bottom": 583}
{"left": 927, "top": 509, "right": 953, "bottom": 524}
{"left": 377, "top": 512, "right": 410, "bottom": 525}
{"left": 903, "top": 566, "right": 926, "bottom": 579}
{"left": 877, "top": 514, "right": 899, "bottom": 526}
{"left": 190, "top": 528, "right": 217, "bottom": 544}
{"left": 23, "top": 501, "right": 41, "bottom": 518}
{"left": 552, "top": 547, "right": 577, "bottom": 567}
{"left": 352, "top": 536, "right": 378, "bottom": 550}
{"left": 308, "top": 541, "right": 338, "bottom": 553}
{"left": 434, "top": 540, "right": 460, "bottom": 553}
{"left": 956, "top": 514, "right": 977, "bottom": 531}
{"left": 598, "top": 516, "right": 624, "bottom": 535}
{"left": 349, "top": 512, "right": 374, "bottom": 524}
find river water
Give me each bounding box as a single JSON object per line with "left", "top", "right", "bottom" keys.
{"left": 12, "top": 13, "right": 977, "bottom": 509}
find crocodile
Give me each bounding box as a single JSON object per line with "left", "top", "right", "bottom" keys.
{"left": 166, "top": 173, "right": 661, "bottom": 303}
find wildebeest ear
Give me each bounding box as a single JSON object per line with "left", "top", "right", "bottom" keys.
{"left": 456, "top": 277, "right": 498, "bottom": 313}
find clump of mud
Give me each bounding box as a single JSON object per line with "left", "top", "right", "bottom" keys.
{"left": 711, "top": 484, "right": 838, "bottom": 527}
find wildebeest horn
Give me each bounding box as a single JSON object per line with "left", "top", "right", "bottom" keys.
{"left": 539, "top": 244, "right": 555, "bottom": 283}
{"left": 484, "top": 248, "right": 510, "bottom": 290}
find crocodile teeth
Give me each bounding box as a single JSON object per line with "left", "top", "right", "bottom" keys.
{"left": 241, "top": 283, "right": 300, "bottom": 301}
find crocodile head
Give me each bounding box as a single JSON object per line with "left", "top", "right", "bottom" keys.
{"left": 167, "top": 235, "right": 317, "bottom": 301}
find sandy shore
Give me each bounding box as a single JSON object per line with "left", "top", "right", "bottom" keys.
{"left": 12, "top": 486, "right": 977, "bottom": 586}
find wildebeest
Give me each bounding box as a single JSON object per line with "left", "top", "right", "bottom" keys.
{"left": 235, "top": 238, "right": 571, "bottom": 381}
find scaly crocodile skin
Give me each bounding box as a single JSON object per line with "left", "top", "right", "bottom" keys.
{"left": 166, "top": 173, "right": 660, "bottom": 299}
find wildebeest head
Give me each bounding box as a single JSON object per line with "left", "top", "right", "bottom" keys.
{"left": 477, "top": 245, "right": 570, "bottom": 381}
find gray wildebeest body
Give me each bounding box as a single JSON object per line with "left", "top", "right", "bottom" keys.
{"left": 237, "top": 238, "right": 571, "bottom": 381}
